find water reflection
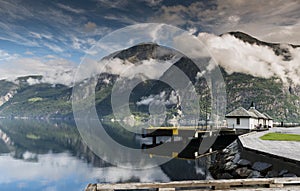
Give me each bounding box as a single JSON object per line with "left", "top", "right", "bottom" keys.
{"left": 0, "top": 152, "right": 170, "bottom": 191}
{"left": 0, "top": 119, "right": 211, "bottom": 191}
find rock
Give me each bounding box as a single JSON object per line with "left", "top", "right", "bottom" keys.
{"left": 225, "top": 156, "right": 234, "bottom": 162}
{"left": 224, "top": 161, "right": 237, "bottom": 171}
{"left": 266, "top": 170, "right": 279, "bottom": 178}
{"left": 235, "top": 167, "right": 253, "bottom": 178}
{"left": 283, "top": 173, "right": 297, "bottom": 177}
{"left": 237, "top": 159, "right": 251, "bottom": 167}
{"left": 222, "top": 141, "right": 238, "bottom": 156}
{"left": 248, "top": 170, "right": 262, "bottom": 178}
{"left": 219, "top": 173, "right": 233, "bottom": 179}
{"left": 251, "top": 162, "right": 272, "bottom": 174}
{"left": 227, "top": 140, "right": 238, "bottom": 150}
{"left": 232, "top": 153, "right": 241, "bottom": 164}
{"left": 279, "top": 169, "right": 289, "bottom": 177}
{"left": 222, "top": 148, "right": 230, "bottom": 154}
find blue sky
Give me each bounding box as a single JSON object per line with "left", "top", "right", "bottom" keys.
{"left": 1, "top": 0, "right": 300, "bottom": 84}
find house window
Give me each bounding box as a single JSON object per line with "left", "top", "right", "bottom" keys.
{"left": 236, "top": 118, "right": 240, "bottom": 125}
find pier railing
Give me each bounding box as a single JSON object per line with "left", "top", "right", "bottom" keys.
{"left": 85, "top": 177, "right": 300, "bottom": 191}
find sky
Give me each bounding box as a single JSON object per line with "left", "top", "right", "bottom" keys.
{"left": 1, "top": 0, "right": 300, "bottom": 84}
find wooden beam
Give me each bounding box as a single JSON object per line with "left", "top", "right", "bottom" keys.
{"left": 90, "top": 178, "right": 300, "bottom": 191}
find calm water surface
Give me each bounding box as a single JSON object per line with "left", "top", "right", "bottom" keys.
{"left": 0, "top": 119, "right": 210, "bottom": 191}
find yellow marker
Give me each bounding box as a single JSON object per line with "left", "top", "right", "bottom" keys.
{"left": 172, "top": 152, "right": 178, "bottom": 158}
{"left": 172, "top": 129, "right": 178, "bottom": 135}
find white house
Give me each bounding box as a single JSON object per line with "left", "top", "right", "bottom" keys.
{"left": 226, "top": 106, "right": 273, "bottom": 130}
{"left": 263, "top": 112, "right": 273, "bottom": 128}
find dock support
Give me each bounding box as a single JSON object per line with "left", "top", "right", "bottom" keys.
{"left": 152, "top": 136, "right": 157, "bottom": 146}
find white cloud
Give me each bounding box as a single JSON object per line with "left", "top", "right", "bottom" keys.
{"left": 56, "top": 3, "right": 85, "bottom": 14}
{"left": 44, "top": 43, "right": 64, "bottom": 53}
{"left": 151, "top": 0, "right": 300, "bottom": 44}
{"left": 0, "top": 50, "right": 19, "bottom": 61}
{"left": 24, "top": 51, "right": 34, "bottom": 55}
{"left": 137, "top": 91, "right": 179, "bottom": 106}
{"left": 99, "top": 57, "right": 179, "bottom": 79}
{"left": 26, "top": 77, "right": 41, "bottom": 85}
{"left": 198, "top": 32, "right": 300, "bottom": 85}
{"left": 95, "top": 0, "right": 128, "bottom": 9}
{"left": 142, "top": 0, "right": 163, "bottom": 7}
{"left": 0, "top": 56, "right": 76, "bottom": 86}
{"left": 29, "top": 32, "right": 53, "bottom": 40}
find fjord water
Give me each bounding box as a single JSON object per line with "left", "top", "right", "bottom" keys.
{"left": 0, "top": 119, "right": 210, "bottom": 191}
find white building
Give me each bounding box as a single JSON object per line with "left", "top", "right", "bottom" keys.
{"left": 226, "top": 106, "right": 273, "bottom": 130}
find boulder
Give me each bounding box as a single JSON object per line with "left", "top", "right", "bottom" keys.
{"left": 283, "top": 173, "right": 297, "bottom": 177}
{"left": 225, "top": 156, "right": 234, "bottom": 162}
{"left": 279, "top": 169, "right": 289, "bottom": 177}
{"left": 222, "top": 148, "right": 230, "bottom": 154}
{"left": 232, "top": 153, "right": 241, "bottom": 164}
{"left": 218, "top": 173, "right": 233, "bottom": 179}
{"left": 237, "top": 159, "right": 251, "bottom": 167}
{"left": 235, "top": 167, "right": 253, "bottom": 178}
{"left": 248, "top": 170, "right": 262, "bottom": 178}
{"left": 224, "top": 161, "right": 237, "bottom": 171}
{"left": 251, "top": 162, "right": 272, "bottom": 174}
{"left": 266, "top": 170, "right": 279, "bottom": 178}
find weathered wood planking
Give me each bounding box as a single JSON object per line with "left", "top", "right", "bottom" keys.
{"left": 85, "top": 177, "right": 300, "bottom": 191}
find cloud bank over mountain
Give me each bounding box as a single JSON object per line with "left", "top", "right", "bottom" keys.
{"left": 1, "top": 30, "right": 300, "bottom": 87}
{"left": 198, "top": 32, "right": 300, "bottom": 85}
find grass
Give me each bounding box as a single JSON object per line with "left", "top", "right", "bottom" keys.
{"left": 260, "top": 133, "right": 300, "bottom": 142}
{"left": 26, "top": 133, "right": 40, "bottom": 140}
{"left": 28, "top": 97, "right": 43, "bottom": 102}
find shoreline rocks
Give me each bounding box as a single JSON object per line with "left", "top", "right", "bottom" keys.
{"left": 209, "top": 140, "right": 297, "bottom": 179}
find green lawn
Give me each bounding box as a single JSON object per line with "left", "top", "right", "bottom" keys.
{"left": 260, "top": 133, "right": 300, "bottom": 141}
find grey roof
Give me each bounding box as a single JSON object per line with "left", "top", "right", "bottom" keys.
{"left": 263, "top": 112, "right": 273, "bottom": 120}
{"left": 248, "top": 107, "right": 268, "bottom": 119}
{"left": 226, "top": 107, "right": 258, "bottom": 118}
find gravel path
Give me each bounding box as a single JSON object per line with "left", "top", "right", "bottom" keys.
{"left": 239, "top": 127, "right": 300, "bottom": 162}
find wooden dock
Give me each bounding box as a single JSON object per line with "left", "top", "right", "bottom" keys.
{"left": 142, "top": 126, "right": 237, "bottom": 138}
{"left": 85, "top": 177, "right": 300, "bottom": 191}
{"left": 141, "top": 126, "right": 240, "bottom": 159}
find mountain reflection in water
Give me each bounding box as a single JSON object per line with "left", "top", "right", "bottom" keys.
{"left": 0, "top": 119, "right": 211, "bottom": 191}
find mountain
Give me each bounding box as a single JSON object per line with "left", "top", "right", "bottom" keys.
{"left": 0, "top": 76, "right": 73, "bottom": 119}
{"left": 0, "top": 32, "right": 299, "bottom": 122}
{"left": 227, "top": 31, "right": 300, "bottom": 61}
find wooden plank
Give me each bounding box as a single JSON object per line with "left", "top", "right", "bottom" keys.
{"left": 158, "top": 188, "right": 175, "bottom": 191}
{"left": 95, "top": 179, "right": 266, "bottom": 189}
{"left": 94, "top": 178, "right": 300, "bottom": 190}
{"left": 212, "top": 184, "right": 231, "bottom": 190}
{"left": 268, "top": 183, "right": 284, "bottom": 188}
{"left": 274, "top": 177, "right": 300, "bottom": 184}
